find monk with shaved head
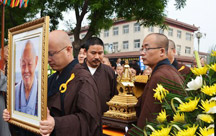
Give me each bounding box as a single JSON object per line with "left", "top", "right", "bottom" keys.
{"left": 127, "top": 33, "right": 184, "bottom": 135}
{"left": 39, "top": 30, "right": 101, "bottom": 136}
{"left": 168, "top": 39, "right": 191, "bottom": 78}
{"left": 3, "top": 30, "right": 102, "bottom": 136}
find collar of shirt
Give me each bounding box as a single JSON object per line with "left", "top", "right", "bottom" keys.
{"left": 172, "top": 59, "right": 178, "bottom": 70}
{"left": 48, "top": 58, "right": 79, "bottom": 97}
{"left": 87, "top": 66, "right": 97, "bottom": 75}
{"left": 152, "top": 58, "right": 171, "bottom": 75}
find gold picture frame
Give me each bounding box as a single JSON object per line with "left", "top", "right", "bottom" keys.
{"left": 7, "top": 16, "right": 49, "bottom": 134}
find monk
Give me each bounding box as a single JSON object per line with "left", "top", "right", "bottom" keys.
{"left": 168, "top": 39, "right": 191, "bottom": 77}
{"left": 3, "top": 30, "right": 102, "bottom": 136}
{"left": 82, "top": 37, "right": 117, "bottom": 113}
{"left": 127, "top": 33, "right": 184, "bottom": 136}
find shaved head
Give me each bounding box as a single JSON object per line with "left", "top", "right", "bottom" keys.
{"left": 167, "top": 40, "right": 176, "bottom": 63}
{"left": 22, "top": 41, "right": 36, "bottom": 58}
{"left": 49, "top": 30, "right": 72, "bottom": 48}
{"left": 168, "top": 40, "right": 175, "bottom": 49}
{"left": 48, "top": 30, "right": 73, "bottom": 72}
{"left": 145, "top": 33, "right": 169, "bottom": 53}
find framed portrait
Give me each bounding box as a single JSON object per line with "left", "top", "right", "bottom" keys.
{"left": 7, "top": 16, "right": 49, "bottom": 134}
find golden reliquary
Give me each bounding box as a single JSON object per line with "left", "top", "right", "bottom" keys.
{"left": 103, "top": 60, "right": 148, "bottom": 126}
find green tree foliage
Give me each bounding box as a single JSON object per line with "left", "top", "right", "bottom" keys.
{"left": 0, "top": 0, "right": 68, "bottom": 46}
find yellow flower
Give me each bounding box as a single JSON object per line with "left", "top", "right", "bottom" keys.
{"left": 150, "top": 127, "right": 171, "bottom": 136}
{"left": 209, "top": 63, "right": 216, "bottom": 72}
{"left": 178, "top": 97, "right": 200, "bottom": 112}
{"left": 156, "top": 109, "right": 167, "bottom": 123}
{"left": 198, "top": 127, "right": 214, "bottom": 136}
{"left": 190, "top": 66, "right": 208, "bottom": 76}
{"left": 153, "top": 84, "right": 169, "bottom": 103}
{"left": 197, "top": 114, "right": 214, "bottom": 123}
{"left": 201, "top": 84, "right": 216, "bottom": 96}
{"left": 172, "top": 112, "right": 185, "bottom": 123}
{"left": 211, "top": 50, "right": 216, "bottom": 56}
{"left": 199, "top": 100, "right": 216, "bottom": 113}
{"left": 176, "top": 125, "right": 198, "bottom": 136}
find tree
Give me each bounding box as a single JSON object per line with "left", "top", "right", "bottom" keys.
{"left": 64, "top": 0, "right": 187, "bottom": 56}
{"left": 0, "top": 0, "right": 68, "bottom": 46}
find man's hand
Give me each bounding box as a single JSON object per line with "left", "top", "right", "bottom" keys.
{"left": 40, "top": 108, "right": 55, "bottom": 136}
{"left": 2, "top": 109, "right": 10, "bottom": 121}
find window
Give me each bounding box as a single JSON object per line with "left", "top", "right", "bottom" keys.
{"left": 81, "top": 34, "right": 85, "bottom": 39}
{"left": 185, "top": 47, "right": 191, "bottom": 54}
{"left": 113, "top": 27, "right": 119, "bottom": 35}
{"left": 177, "top": 30, "right": 181, "bottom": 38}
{"left": 134, "top": 23, "right": 140, "bottom": 32}
{"left": 104, "top": 43, "right": 109, "bottom": 52}
{"left": 113, "top": 42, "right": 118, "bottom": 52}
{"left": 134, "top": 39, "right": 140, "bottom": 48}
{"left": 123, "top": 25, "right": 129, "bottom": 34}
{"left": 159, "top": 28, "right": 164, "bottom": 34}
{"left": 104, "top": 30, "right": 109, "bottom": 37}
{"left": 148, "top": 26, "right": 154, "bottom": 32}
{"left": 177, "top": 45, "right": 181, "bottom": 55}
{"left": 186, "top": 33, "right": 192, "bottom": 41}
{"left": 123, "top": 41, "right": 129, "bottom": 49}
{"left": 70, "top": 36, "right": 74, "bottom": 42}
{"left": 168, "top": 28, "right": 173, "bottom": 36}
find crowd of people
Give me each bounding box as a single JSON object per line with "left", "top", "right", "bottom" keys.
{"left": 0, "top": 31, "right": 205, "bottom": 136}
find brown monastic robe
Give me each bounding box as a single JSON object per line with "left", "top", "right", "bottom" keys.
{"left": 48, "top": 60, "right": 102, "bottom": 136}
{"left": 172, "top": 59, "right": 191, "bottom": 78}
{"left": 135, "top": 60, "right": 184, "bottom": 130}
{"left": 83, "top": 62, "right": 117, "bottom": 113}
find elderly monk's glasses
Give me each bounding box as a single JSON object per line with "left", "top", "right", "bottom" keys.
{"left": 48, "top": 46, "right": 67, "bottom": 57}
{"left": 140, "top": 47, "right": 162, "bottom": 53}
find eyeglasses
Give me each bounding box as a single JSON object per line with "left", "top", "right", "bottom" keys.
{"left": 48, "top": 46, "right": 67, "bottom": 57}
{"left": 140, "top": 47, "right": 162, "bottom": 53}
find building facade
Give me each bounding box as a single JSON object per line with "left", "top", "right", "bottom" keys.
{"left": 69, "top": 17, "right": 198, "bottom": 57}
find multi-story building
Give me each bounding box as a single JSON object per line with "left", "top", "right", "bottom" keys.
{"left": 69, "top": 17, "right": 198, "bottom": 58}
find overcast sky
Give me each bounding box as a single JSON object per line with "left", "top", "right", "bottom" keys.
{"left": 166, "top": 0, "right": 216, "bottom": 53}
{"left": 59, "top": 0, "right": 216, "bottom": 53}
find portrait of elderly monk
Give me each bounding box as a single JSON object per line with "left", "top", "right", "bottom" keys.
{"left": 15, "top": 40, "right": 38, "bottom": 116}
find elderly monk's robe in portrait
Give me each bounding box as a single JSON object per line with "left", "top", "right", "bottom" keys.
{"left": 83, "top": 61, "right": 117, "bottom": 113}
{"left": 48, "top": 59, "right": 102, "bottom": 136}
{"left": 129, "top": 59, "right": 184, "bottom": 135}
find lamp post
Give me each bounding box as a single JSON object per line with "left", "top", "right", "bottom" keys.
{"left": 196, "top": 31, "right": 203, "bottom": 52}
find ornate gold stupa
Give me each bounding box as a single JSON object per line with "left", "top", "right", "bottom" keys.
{"left": 103, "top": 60, "right": 138, "bottom": 125}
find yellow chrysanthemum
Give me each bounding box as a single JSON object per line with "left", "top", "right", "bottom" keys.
{"left": 201, "top": 84, "right": 216, "bottom": 96}
{"left": 209, "top": 63, "right": 216, "bottom": 72}
{"left": 150, "top": 127, "right": 172, "bottom": 136}
{"left": 172, "top": 112, "right": 185, "bottom": 123}
{"left": 176, "top": 125, "right": 198, "bottom": 136}
{"left": 198, "top": 127, "right": 214, "bottom": 136}
{"left": 211, "top": 50, "right": 216, "bottom": 56}
{"left": 153, "top": 84, "right": 169, "bottom": 103}
{"left": 190, "top": 66, "right": 208, "bottom": 76}
{"left": 197, "top": 114, "right": 214, "bottom": 123}
{"left": 156, "top": 109, "right": 167, "bottom": 123}
{"left": 178, "top": 97, "right": 200, "bottom": 112}
{"left": 199, "top": 100, "right": 216, "bottom": 113}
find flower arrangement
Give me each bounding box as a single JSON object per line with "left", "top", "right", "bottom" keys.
{"left": 130, "top": 50, "right": 216, "bottom": 136}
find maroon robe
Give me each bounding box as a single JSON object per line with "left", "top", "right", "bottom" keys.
{"left": 83, "top": 62, "right": 117, "bottom": 113}
{"left": 135, "top": 64, "right": 184, "bottom": 129}
{"left": 172, "top": 59, "right": 191, "bottom": 78}
{"left": 48, "top": 63, "right": 102, "bottom": 136}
